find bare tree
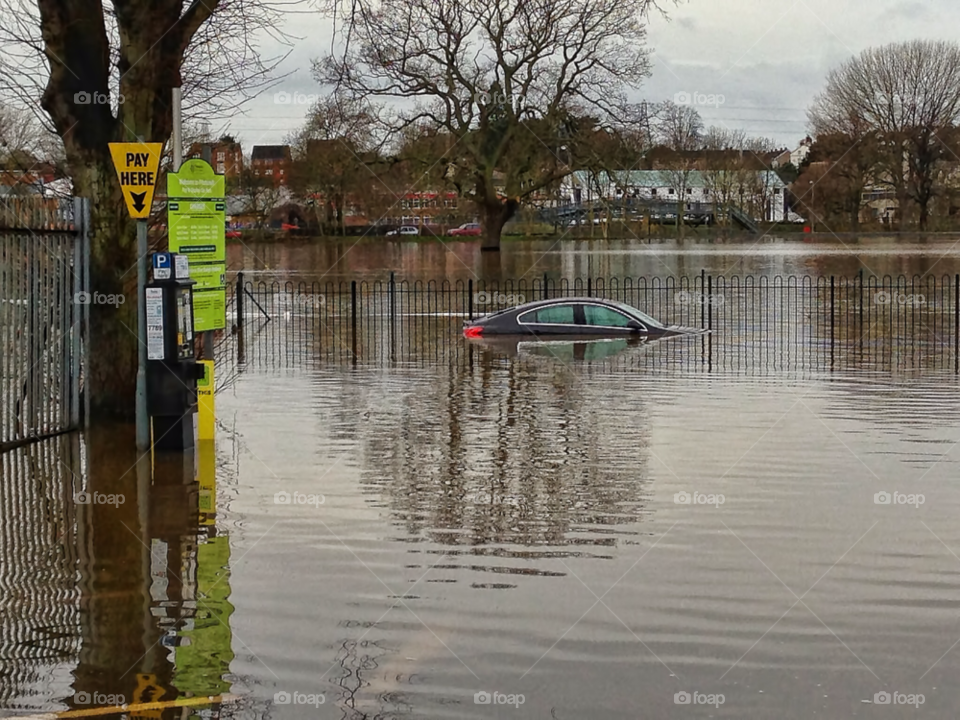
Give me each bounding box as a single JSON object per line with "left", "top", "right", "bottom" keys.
{"left": 809, "top": 39, "right": 960, "bottom": 230}
{"left": 654, "top": 100, "right": 702, "bottom": 232}
{"left": 701, "top": 126, "right": 745, "bottom": 227}
{"left": 319, "top": 0, "right": 673, "bottom": 249}
{"left": 288, "top": 96, "right": 379, "bottom": 234}
{"left": 0, "top": 0, "right": 293, "bottom": 420}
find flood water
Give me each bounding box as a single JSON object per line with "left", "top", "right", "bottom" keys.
{"left": 4, "top": 237, "right": 960, "bottom": 719}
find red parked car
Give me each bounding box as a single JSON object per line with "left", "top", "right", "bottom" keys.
{"left": 448, "top": 222, "right": 482, "bottom": 236}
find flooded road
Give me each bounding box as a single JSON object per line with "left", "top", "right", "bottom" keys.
{"left": 6, "top": 355, "right": 960, "bottom": 718}
{"left": 4, "top": 238, "right": 960, "bottom": 718}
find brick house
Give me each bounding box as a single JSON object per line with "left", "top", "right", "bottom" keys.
{"left": 251, "top": 145, "right": 292, "bottom": 185}
{"left": 188, "top": 137, "right": 243, "bottom": 180}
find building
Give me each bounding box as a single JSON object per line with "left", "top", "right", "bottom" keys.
{"left": 562, "top": 169, "right": 790, "bottom": 222}
{"left": 251, "top": 145, "right": 292, "bottom": 185}
{"left": 188, "top": 137, "right": 243, "bottom": 179}
{"left": 384, "top": 191, "right": 460, "bottom": 227}
{"left": 791, "top": 137, "right": 813, "bottom": 168}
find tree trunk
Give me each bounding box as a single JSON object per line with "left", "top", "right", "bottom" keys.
{"left": 480, "top": 199, "right": 517, "bottom": 251}
{"left": 80, "top": 162, "right": 141, "bottom": 421}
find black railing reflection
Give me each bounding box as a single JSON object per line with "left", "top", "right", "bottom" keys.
{"left": 217, "top": 273, "right": 960, "bottom": 374}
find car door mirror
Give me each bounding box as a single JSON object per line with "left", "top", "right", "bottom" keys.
{"left": 627, "top": 319, "right": 645, "bottom": 332}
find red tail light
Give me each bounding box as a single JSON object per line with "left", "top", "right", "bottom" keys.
{"left": 463, "top": 325, "right": 483, "bottom": 338}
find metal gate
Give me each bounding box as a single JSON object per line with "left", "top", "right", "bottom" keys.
{"left": 0, "top": 196, "right": 89, "bottom": 451}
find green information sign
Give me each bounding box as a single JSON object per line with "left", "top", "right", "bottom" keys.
{"left": 168, "top": 159, "right": 226, "bottom": 331}
{"left": 192, "top": 289, "right": 226, "bottom": 333}
{"left": 168, "top": 200, "right": 225, "bottom": 263}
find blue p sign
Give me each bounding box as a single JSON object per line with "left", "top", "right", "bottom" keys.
{"left": 152, "top": 252, "right": 172, "bottom": 279}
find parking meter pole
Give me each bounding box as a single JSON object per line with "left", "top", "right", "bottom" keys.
{"left": 136, "top": 219, "right": 149, "bottom": 450}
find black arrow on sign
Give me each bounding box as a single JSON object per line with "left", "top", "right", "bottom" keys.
{"left": 130, "top": 191, "right": 147, "bottom": 213}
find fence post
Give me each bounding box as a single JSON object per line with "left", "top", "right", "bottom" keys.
{"left": 587, "top": 276, "right": 592, "bottom": 298}
{"left": 708, "top": 274, "right": 713, "bottom": 369}
{"left": 389, "top": 272, "right": 396, "bottom": 357}
{"left": 955, "top": 274, "right": 958, "bottom": 374}
{"left": 830, "top": 275, "right": 836, "bottom": 366}
{"left": 70, "top": 197, "right": 83, "bottom": 428}
{"left": 700, "top": 268, "right": 705, "bottom": 331}
{"left": 351, "top": 280, "right": 357, "bottom": 357}
{"left": 544, "top": 272, "right": 549, "bottom": 301}
{"left": 468, "top": 278, "right": 473, "bottom": 320}
{"left": 82, "top": 197, "right": 91, "bottom": 430}
{"left": 236, "top": 271, "right": 245, "bottom": 364}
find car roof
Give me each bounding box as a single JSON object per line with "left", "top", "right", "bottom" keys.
{"left": 480, "top": 297, "right": 666, "bottom": 327}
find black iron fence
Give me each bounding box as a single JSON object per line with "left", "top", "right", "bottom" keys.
{"left": 0, "top": 198, "right": 89, "bottom": 452}
{"left": 215, "top": 272, "right": 960, "bottom": 375}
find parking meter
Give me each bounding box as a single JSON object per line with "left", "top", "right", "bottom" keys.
{"left": 145, "top": 252, "right": 204, "bottom": 451}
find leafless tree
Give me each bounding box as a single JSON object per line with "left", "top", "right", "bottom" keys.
{"left": 654, "top": 100, "right": 702, "bottom": 232}
{"left": 0, "top": 0, "right": 295, "bottom": 420}
{"left": 318, "top": 0, "right": 674, "bottom": 249}
{"left": 809, "top": 39, "right": 960, "bottom": 230}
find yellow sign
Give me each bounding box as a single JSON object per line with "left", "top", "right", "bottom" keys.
{"left": 197, "top": 360, "right": 215, "bottom": 441}
{"left": 109, "top": 142, "right": 162, "bottom": 219}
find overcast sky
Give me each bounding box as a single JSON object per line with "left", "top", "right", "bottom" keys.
{"left": 226, "top": 0, "right": 960, "bottom": 152}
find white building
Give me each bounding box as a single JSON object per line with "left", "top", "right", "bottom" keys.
{"left": 561, "top": 170, "right": 790, "bottom": 222}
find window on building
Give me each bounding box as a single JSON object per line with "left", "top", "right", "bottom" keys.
{"left": 279, "top": 169, "right": 284, "bottom": 175}
{"left": 266, "top": 168, "right": 273, "bottom": 175}
{"left": 217, "top": 164, "right": 225, "bottom": 173}
{"left": 217, "top": 152, "right": 225, "bottom": 161}
{"left": 668, "top": 188, "right": 675, "bottom": 195}
{"left": 651, "top": 189, "right": 658, "bottom": 196}
{"left": 774, "top": 188, "right": 781, "bottom": 194}
{"left": 704, "top": 189, "right": 710, "bottom": 196}
{"left": 686, "top": 188, "right": 692, "bottom": 194}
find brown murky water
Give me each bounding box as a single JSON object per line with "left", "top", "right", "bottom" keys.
{"left": 4, "top": 239, "right": 960, "bottom": 719}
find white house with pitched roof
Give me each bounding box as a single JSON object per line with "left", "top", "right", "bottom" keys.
{"left": 560, "top": 170, "right": 790, "bottom": 222}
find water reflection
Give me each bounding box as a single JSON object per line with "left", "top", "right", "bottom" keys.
{"left": 0, "top": 428, "right": 235, "bottom": 717}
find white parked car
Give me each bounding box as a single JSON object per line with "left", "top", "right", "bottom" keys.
{"left": 387, "top": 225, "right": 419, "bottom": 236}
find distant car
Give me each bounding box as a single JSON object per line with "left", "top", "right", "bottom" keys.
{"left": 463, "top": 298, "right": 702, "bottom": 339}
{"left": 387, "top": 225, "right": 419, "bottom": 236}
{"left": 683, "top": 213, "right": 712, "bottom": 226}
{"left": 225, "top": 229, "right": 242, "bottom": 239}
{"left": 449, "top": 222, "right": 482, "bottom": 236}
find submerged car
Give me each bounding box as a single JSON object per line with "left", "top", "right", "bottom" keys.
{"left": 463, "top": 298, "right": 701, "bottom": 338}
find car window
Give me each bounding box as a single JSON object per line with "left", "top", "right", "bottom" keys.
{"left": 583, "top": 304, "right": 634, "bottom": 328}
{"left": 519, "top": 304, "right": 577, "bottom": 324}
